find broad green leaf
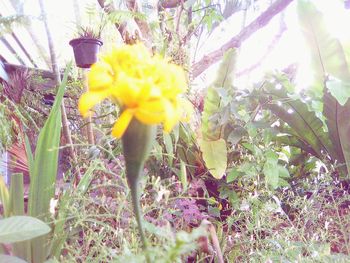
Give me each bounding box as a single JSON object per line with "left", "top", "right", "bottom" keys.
{"left": 278, "top": 165, "right": 290, "bottom": 179}
{"left": 227, "top": 168, "right": 240, "bottom": 183}
{"left": 324, "top": 91, "right": 350, "bottom": 177}
{"left": 265, "top": 150, "right": 278, "bottom": 162}
{"left": 263, "top": 160, "right": 279, "bottom": 189}
{"left": 199, "top": 139, "right": 227, "bottom": 179}
{"left": 262, "top": 84, "right": 332, "bottom": 160}
{"left": 28, "top": 64, "right": 71, "bottom": 263}
{"left": 298, "top": 0, "right": 350, "bottom": 86}
{"left": 326, "top": 79, "right": 350, "bottom": 106}
{"left": 227, "top": 126, "right": 247, "bottom": 145}
{"left": 0, "top": 255, "right": 27, "bottom": 263}
{"left": 0, "top": 216, "right": 51, "bottom": 243}
{"left": 263, "top": 161, "right": 289, "bottom": 189}
{"left": 202, "top": 49, "right": 236, "bottom": 140}
{"left": 275, "top": 134, "right": 319, "bottom": 157}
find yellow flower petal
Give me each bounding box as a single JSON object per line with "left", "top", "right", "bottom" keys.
{"left": 79, "top": 91, "right": 110, "bottom": 117}
{"left": 162, "top": 99, "right": 178, "bottom": 132}
{"left": 113, "top": 75, "right": 141, "bottom": 107}
{"left": 134, "top": 100, "right": 165, "bottom": 124}
{"left": 111, "top": 109, "right": 134, "bottom": 138}
{"left": 88, "top": 62, "right": 114, "bottom": 91}
{"left": 78, "top": 43, "right": 189, "bottom": 138}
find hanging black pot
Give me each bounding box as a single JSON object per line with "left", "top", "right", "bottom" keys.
{"left": 69, "top": 37, "right": 103, "bottom": 68}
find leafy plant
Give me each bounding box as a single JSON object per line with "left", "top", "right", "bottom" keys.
{"left": 255, "top": 1, "right": 350, "bottom": 178}
{"left": 199, "top": 49, "right": 237, "bottom": 179}
{"left": 0, "top": 65, "right": 71, "bottom": 262}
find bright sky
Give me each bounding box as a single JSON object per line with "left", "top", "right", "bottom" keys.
{"left": 193, "top": 0, "right": 350, "bottom": 91}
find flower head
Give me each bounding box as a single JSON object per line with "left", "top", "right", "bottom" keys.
{"left": 79, "top": 43, "right": 189, "bottom": 138}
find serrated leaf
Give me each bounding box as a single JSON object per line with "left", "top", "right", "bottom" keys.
{"left": 227, "top": 168, "right": 240, "bottom": 183}
{"left": 199, "top": 139, "right": 227, "bottom": 179}
{"left": 263, "top": 161, "right": 279, "bottom": 189}
{"left": 0, "top": 216, "right": 51, "bottom": 243}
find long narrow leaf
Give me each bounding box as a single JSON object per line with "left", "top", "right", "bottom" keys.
{"left": 9, "top": 173, "right": 31, "bottom": 262}
{"left": 0, "top": 176, "right": 10, "bottom": 217}
{"left": 324, "top": 91, "right": 350, "bottom": 176}
{"left": 28, "top": 64, "right": 71, "bottom": 262}
{"left": 50, "top": 160, "right": 99, "bottom": 258}
{"left": 298, "top": 0, "right": 350, "bottom": 86}
{"left": 24, "top": 134, "right": 34, "bottom": 178}
{"left": 262, "top": 85, "right": 332, "bottom": 160}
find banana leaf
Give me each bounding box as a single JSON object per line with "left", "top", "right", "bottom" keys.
{"left": 261, "top": 85, "right": 332, "bottom": 160}
{"left": 298, "top": 0, "right": 350, "bottom": 89}
{"left": 324, "top": 91, "right": 350, "bottom": 176}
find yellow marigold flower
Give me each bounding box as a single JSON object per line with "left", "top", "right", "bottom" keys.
{"left": 78, "top": 43, "right": 189, "bottom": 138}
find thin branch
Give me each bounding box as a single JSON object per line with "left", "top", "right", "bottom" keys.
{"left": 125, "top": 0, "right": 153, "bottom": 46}
{"left": 160, "top": 0, "right": 188, "bottom": 9}
{"left": 191, "top": 0, "right": 295, "bottom": 78}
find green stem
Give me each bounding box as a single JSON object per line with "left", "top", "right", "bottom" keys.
{"left": 121, "top": 118, "right": 156, "bottom": 263}
{"left": 126, "top": 162, "right": 148, "bottom": 249}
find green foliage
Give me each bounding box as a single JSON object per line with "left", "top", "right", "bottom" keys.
{"left": 0, "top": 103, "right": 13, "bottom": 151}
{"left": 200, "top": 49, "right": 236, "bottom": 179}
{"left": 298, "top": 0, "right": 350, "bottom": 99}
{"left": 323, "top": 91, "right": 350, "bottom": 175}
{"left": 50, "top": 160, "right": 100, "bottom": 259}
{"left": 0, "top": 216, "right": 51, "bottom": 243}
{"left": 263, "top": 150, "right": 290, "bottom": 189}
{"left": 108, "top": 10, "right": 146, "bottom": 24}
{"left": 199, "top": 139, "right": 227, "bottom": 179}
{"left": 260, "top": 81, "right": 332, "bottom": 160}
{"left": 0, "top": 176, "right": 10, "bottom": 218}
{"left": 201, "top": 49, "right": 236, "bottom": 140}
{"left": 0, "top": 15, "right": 29, "bottom": 37}
{"left": 27, "top": 65, "right": 71, "bottom": 262}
